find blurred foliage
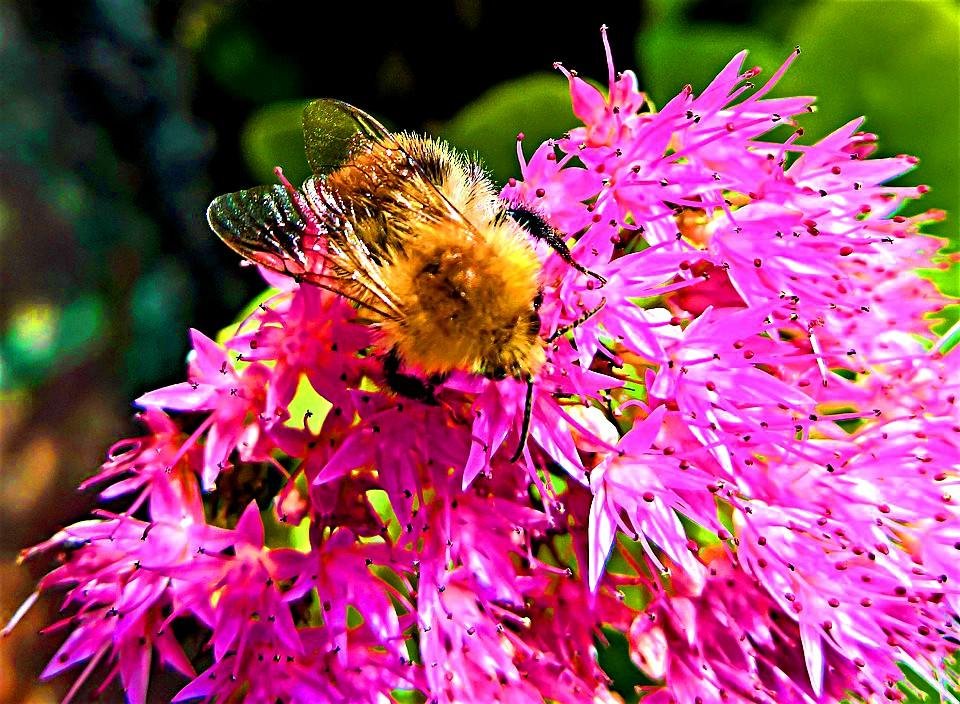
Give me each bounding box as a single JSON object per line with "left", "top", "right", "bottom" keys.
{"left": 242, "top": 100, "right": 312, "bottom": 185}
{"left": 200, "top": 21, "right": 303, "bottom": 103}
{"left": 0, "top": 0, "right": 957, "bottom": 701}
{"left": 596, "top": 625, "right": 654, "bottom": 701}
{"left": 441, "top": 73, "right": 575, "bottom": 181}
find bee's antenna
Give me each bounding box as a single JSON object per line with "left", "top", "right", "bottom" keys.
{"left": 510, "top": 377, "right": 536, "bottom": 463}
{"left": 506, "top": 205, "right": 607, "bottom": 286}
{"left": 508, "top": 298, "right": 607, "bottom": 463}
{"left": 547, "top": 298, "right": 607, "bottom": 343}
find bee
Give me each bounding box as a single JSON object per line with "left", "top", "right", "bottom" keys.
{"left": 207, "top": 100, "right": 603, "bottom": 458}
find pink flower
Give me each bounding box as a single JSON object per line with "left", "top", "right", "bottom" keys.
{"left": 12, "top": 479, "right": 232, "bottom": 704}
{"left": 627, "top": 551, "right": 867, "bottom": 703}
{"left": 11, "top": 27, "right": 958, "bottom": 704}
{"left": 589, "top": 405, "right": 716, "bottom": 590}
{"left": 229, "top": 284, "right": 370, "bottom": 416}
{"left": 137, "top": 329, "right": 275, "bottom": 490}
{"left": 78, "top": 409, "right": 202, "bottom": 518}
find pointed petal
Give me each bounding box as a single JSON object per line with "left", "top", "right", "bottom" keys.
{"left": 155, "top": 627, "right": 196, "bottom": 678}
{"left": 800, "top": 622, "right": 825, "bottom": 697}
{"left": 172, "top": 670, "right": 217, "bottom": 702}
{"left": 136, "top": 383, "right": 218, "bottom": 411}
{"left": 235, "top": 501, "right": 265, "bottom": 548}
{"left": 588, "top": 485, "right": 616, "bottom": 591}
{"left": 569, "top": 77, "right": 608, "bottom": 125}
{"left": 698, "top": 50, "right": 747, "bottom": 105}
{"left": 40, "top": 619, "right": 111, "bottom": 679}
{"left": 618, "top": 404, "right": 667, "bottom": 456}
{"left": 189, "top": 328, "right": 228, "bottom": 377}
{"left": 118, "top": 636, "right": 151, "bottom": 704}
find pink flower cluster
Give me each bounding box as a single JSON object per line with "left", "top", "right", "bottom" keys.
{"left": 10, "top": 31, "right": 959, "bottom": 703}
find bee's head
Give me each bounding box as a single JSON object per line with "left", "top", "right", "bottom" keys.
{"left": 487, "top": 365, "right": 509, "bottom": 381}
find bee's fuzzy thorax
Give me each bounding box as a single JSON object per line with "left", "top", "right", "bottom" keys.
{"left": 323, "top": 132, "right": 547, "bottom": 379}
{"left": 210, "top": 100, "right": 551, "bottom": 383}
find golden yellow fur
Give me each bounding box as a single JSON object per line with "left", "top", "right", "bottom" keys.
{"left": 209, "top": 99, "right": 548, "bottom": 382}
{"left": 344, "top": 135, "right": 545, "bottom": 377}
{"left": 379, "top": 216, "right": 544, "bottom": 377}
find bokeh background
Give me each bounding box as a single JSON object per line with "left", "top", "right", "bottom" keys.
{"left": 1, "top": 1, "right": 957, "bottom": 701}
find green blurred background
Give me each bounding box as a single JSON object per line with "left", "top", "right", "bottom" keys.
{"left": 0, "top": 1, "right": 956, "bottom": 701}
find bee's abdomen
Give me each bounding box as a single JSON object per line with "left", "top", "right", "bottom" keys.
{"left": 378, "top": 222, "right": 544, "bottom": 378}
{"left": 413, "top": 250, "right": 474, "bottom": 330}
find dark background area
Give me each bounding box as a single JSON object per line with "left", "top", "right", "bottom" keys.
{"left": 1, "top": 1, "right": 957, "bottom": 701}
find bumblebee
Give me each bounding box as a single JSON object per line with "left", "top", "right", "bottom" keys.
{"left": 207, "top": 100, "right": 602, "bottom": 455}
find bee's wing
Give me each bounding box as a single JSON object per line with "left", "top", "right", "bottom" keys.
{"left": 208, "top": 100, "right": 489, "bottom": 323}
{"left": 210, "top": 100, "right": 395, "bottom": 267}
{"left": 207, "top": 184, "right": 312, "bottom": 277}
{"left": 207, "top": 182, "right": 404, "bottom": 320}
{"left": 302, "top": 99, "right": 488, "bottom": 246}
{"left": 302, "top": 99, "right": 397, "bottom": 175}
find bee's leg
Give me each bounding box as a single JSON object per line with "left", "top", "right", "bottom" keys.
{"left": 507, "top": 205, "right": 606, "bottom": 286}
{"left": 382, "top": 348, "right": 439, "bottom": 405}
{"left": 428, "top": 371, "right": 450, "bottom": 387}
{"left": 547, "top": 298, "right": 607, "bottom": 343}
{"left": 509, "top": 377, "right": 536, "bottom": 463}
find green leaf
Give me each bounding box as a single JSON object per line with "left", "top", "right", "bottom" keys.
{"left": 778, "top": 0, "right": 960, "bottom": 249}
{"left": 285, "top": 374, "right": 332, "bottom": 432}
{"left": 241, "top": 100, "right": 312, "bottom": 185}
{"left": 897, "top": 654, "right": 960, "bottom": 703}
{"left": 441, "top": 73, "right": 576, "bottom": 183}
{"left": 932, "top": 308, "right": 960, "bottom": 355}
{"left": 200, "top": 22, "right": 301, "bottom": 102}
{"left": 391, "top": 690, "right": 426, "bottom": 704}
{"left": 637, "top": 23, "right": 787, "bottom": 106}
{"left": 596, "top": 625, "right": 655, "bottom": 703}
{"left": 366, "top": 489, "right": 401, "bottom": 543}
{"left": 289, "top": 515, "right": 312, "bottom": 553}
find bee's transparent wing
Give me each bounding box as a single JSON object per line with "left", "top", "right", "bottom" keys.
{"left": 207, "top": 183, "right": 402, "bottom": 319}
{"left": 207, "top": 185, "right": 312, "bottom": 276}
{"left": 302, "top": 99, "right": 398, "bottom": 175}
{"left": 302, "top": 99, "right": 487, "bottom": 247}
